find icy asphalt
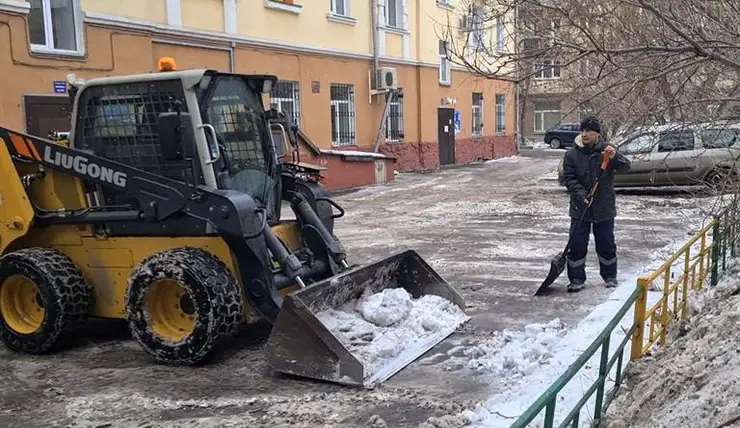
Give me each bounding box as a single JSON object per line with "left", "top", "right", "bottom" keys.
{"left": 0, "top": 148, "right": 713, "bottom": 428}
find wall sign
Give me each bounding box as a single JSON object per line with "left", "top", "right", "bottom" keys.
{"left": 53, "top": 80, "right": 66, "bottom": 94}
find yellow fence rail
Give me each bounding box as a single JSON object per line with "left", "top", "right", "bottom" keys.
{"left": 630, "top": 220, "right": 715, "bottom": 359}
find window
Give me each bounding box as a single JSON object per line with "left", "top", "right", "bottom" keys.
{"left": 385, "top": 90, "right": 404, "bottom": 143}
{"left": 701, "top": 129, "right": 740, "bottom": 149}
{"left": 330, "top": 84, "right": 356, "bottom": 146}
{"left": 618, "top": 133, "right": 656, "bottom": 155}
{"left": 270, "top": 80, "right": 301, "bottom": 128}
{"left": 658, "top": 131, "right": 695, "bottom": 152}
{"left": 534, "top": 59, "right": 561, "bottom": 79}
{"left": 439, "top": 40, "right": 451, "bottom": 85}
{"left": 469, "top": 5, "right": 485, "bottom": 49}
{"left": 28, "top": 0, "right": 81, "bottom": 53}
{"left": 330, "top": 0, "right": 348, "bottom": 16}
{"left": 472, "top": 93, "right": 483, "bottom": 137}
{"left": 534, "top": 110, "right": 561, "bottom": 133}
{"left": 386, "top": 0, "right": 404, "bottom": 29}
{"left": 496, "top": 16, "right": 505, "bottom": 51}
{"left": 495, "top": 94, "right": 505, "bottom": 134}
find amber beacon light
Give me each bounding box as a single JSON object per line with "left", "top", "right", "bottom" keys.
{"left": 157, "top": 57, "right": 177, "bottom": 72}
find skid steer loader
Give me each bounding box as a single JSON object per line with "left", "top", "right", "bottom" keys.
{"left": 0, "top": 58, "right": 468, "bottom": 387}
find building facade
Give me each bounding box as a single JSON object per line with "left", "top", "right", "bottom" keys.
{"left": 516, "top": 9, "right": 588, "bottom": 143}
{"left": 0, "top": 0, "right": 516, "bottom": 190}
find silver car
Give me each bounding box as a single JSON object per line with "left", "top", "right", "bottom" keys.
{"left": 557, "top": 121, "right": 740, "bottom": 189}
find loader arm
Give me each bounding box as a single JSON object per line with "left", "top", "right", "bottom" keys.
{"left": 0, "top": 127, "right": 285, "bottom": 321}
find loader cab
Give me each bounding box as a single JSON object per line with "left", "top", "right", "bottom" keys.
{"left": 68, "top": 63, "right": 283, "bottom": 236}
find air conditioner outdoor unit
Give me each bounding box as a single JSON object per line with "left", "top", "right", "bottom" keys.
{"left": 376, "top": 67, "right": 398, "bottom": 90}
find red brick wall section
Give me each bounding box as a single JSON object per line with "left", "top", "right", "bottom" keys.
{"left": 294, "top": 142, "right": 397, "bottom": 191}
{"left": 380, "top": 135, "right": 517, "bottom": 172}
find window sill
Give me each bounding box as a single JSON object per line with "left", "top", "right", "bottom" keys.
{"left": 31, "top": 44, "right": 85, "bottom": 58}
{"left": 533, "top": 77, "right": 562, "bottom": 81}
{"left": 0, "top": 0, "right": 29, "bottom": 14}
{"left": 326, "top": 12, "right": 356, "bottom": 26}
{"left": 382, "top": 25, "right": 410, "bottom": 36}
{"left": 264, "top": 0, "right": 302, "bottom": 14}
{"left": 436, "top": 1, "right": 454, "bottom": 11}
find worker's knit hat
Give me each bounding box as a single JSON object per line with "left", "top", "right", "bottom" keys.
{"left": 580, "top": 116, "right": 601, "bottom": 133}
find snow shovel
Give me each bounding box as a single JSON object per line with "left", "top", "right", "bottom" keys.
{"left": 535, "top": 151, "right": 612, "bottom": 296}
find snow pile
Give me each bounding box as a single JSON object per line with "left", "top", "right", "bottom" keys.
{"left": 316, "top": 287, "right": 470, "bottom": 378}
{"left": 485, "top": 156, "right": 526, "bottom": 164}
{"left": 466, "top": 319, "right": 567, "bottom": 378}
{"left": 601, "top": 262, "right": 740, "bottom": 428}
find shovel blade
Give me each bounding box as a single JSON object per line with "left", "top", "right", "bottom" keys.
{"left": 535, "top": 252, "right": 567, "bottom": 296}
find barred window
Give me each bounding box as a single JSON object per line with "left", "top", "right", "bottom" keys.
{"left": 385, "top": 90, "right": 404, "bottom": 143}
{"left": 330, "top": 83, "right": 356, "bottom": 146}
{"left": 75, "top": 79, "right": 190, "bottom": 184}
{"left": 495, "top": 94, "right": 506, "bottom": 134}
{"left": 472, "top": 92, "right": 483, "bottom": 137}
{"left": 270, "top": 80, "right": 301, "bottom": 128}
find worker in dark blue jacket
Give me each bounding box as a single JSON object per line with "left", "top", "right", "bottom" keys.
{"left": 561, "top": 116, "right": 631, "bottom": 292}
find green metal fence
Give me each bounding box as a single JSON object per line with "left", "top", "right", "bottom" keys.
{"left": 509, "top": 202, "right": 739, "bottom": 428}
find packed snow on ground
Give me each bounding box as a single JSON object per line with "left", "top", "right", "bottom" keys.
{"left": 315, "top": 287, "right": 470, "bottom": 380}
{"left": 600, "top": 259, "right": 740, "bottom": 428}
{"left": 485, "top": 155, "right": 527, "bottom": 164}
{"left": 437, "top": 235, "right": 706, "bottom": 428}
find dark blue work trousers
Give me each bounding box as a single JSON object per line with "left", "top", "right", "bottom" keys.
{"left": 566, "top": 217, "right": 617, "bottom": 283}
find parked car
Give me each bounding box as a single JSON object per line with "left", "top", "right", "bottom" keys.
{"left": 544, "top": 123, "right": 580, "bottom": 149}
{"left": 556, "top": 121, "right": 740, "bottom": 190}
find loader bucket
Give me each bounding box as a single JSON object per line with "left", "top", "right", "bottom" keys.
{"left": 264, "top": 249, "right": 469, "bottom": 388}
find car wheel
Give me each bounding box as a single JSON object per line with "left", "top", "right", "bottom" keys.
{"left": 550, "top": 138, "right": 561, "bottom": 149}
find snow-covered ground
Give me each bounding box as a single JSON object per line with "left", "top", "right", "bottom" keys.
{"left": 0, "top": 150, "right": 725, "bottom": 428}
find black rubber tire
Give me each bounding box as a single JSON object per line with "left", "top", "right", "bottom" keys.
{"left": 125, "top": 247, "right": 243, "bottom": 365}
{"left": 0, "top": 247, "right": 90, "bottom": 354}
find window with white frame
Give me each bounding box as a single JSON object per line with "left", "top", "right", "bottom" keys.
{"left": 386, "top": 0, "right": 404, "bottom": 29}
{"left": 385, "top": 90, "right": 404, "bottom": 143}
{"left": 28, "top": 0, "right": 81, "bottom": 53}
{"left": 496, "top": 16, "right": 505, "bottom": 51}
{"left": 330, "top": 0, "right": 348, "bottom": 16}
{"left": 439, "top": 40, "right": 451, "bottom": 85}
{"left": 472, "top": 93, "right": 484, "bottom": 137}
{"left": 330, "top": 84, "right": 356, "bottom": 146}
{"left": 534, "top": 59, "right": 561, "bottom": 79}
{"left": 270, "top": 80, "right": 301, "bottom": 129}
{"left": 495, "top": 94, "right": 506, "bottom": 134}
{"left": 469, "top": 5, "right": 485, "bottom": 49}
{"left": 534, "top": 109, "right": 561, "bottom": 133}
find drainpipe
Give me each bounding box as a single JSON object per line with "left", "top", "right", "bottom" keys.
{"left": 514, "top": 3, "right": 521, "bottom": 153}
{"left": 371, "top": 0, "right": 379, "bottom": 85}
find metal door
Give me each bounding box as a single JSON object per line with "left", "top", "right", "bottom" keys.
{"left": 438, "top": 108, "right": 455, "bottom": 166}
{"left": 24, "top": 95, "right": 72, "bottom": 137}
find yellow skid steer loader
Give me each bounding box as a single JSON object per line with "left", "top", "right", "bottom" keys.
{"left": 0, "top": 58, "right": 468, "bottom": 387}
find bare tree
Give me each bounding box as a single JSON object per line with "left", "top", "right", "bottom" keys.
{"left": 436, "top": 0, "right": 740, "bottom": 214}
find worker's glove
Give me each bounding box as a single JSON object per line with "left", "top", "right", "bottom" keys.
{"left": 576, "top": 195, "right": 590, "bottom": 210}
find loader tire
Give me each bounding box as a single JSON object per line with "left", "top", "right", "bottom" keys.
{"left": 0, "top": 248, "right": 90, "bottom": 354}
{"left": 125, "top": 247, "right": 243, "bottom": 365}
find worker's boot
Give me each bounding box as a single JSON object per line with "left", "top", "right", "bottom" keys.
{"left": 604, "top": 278, "right": 618, "bottom": 288}
{"left": 567, "top": 280, "right": 585, "bottom": 292}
